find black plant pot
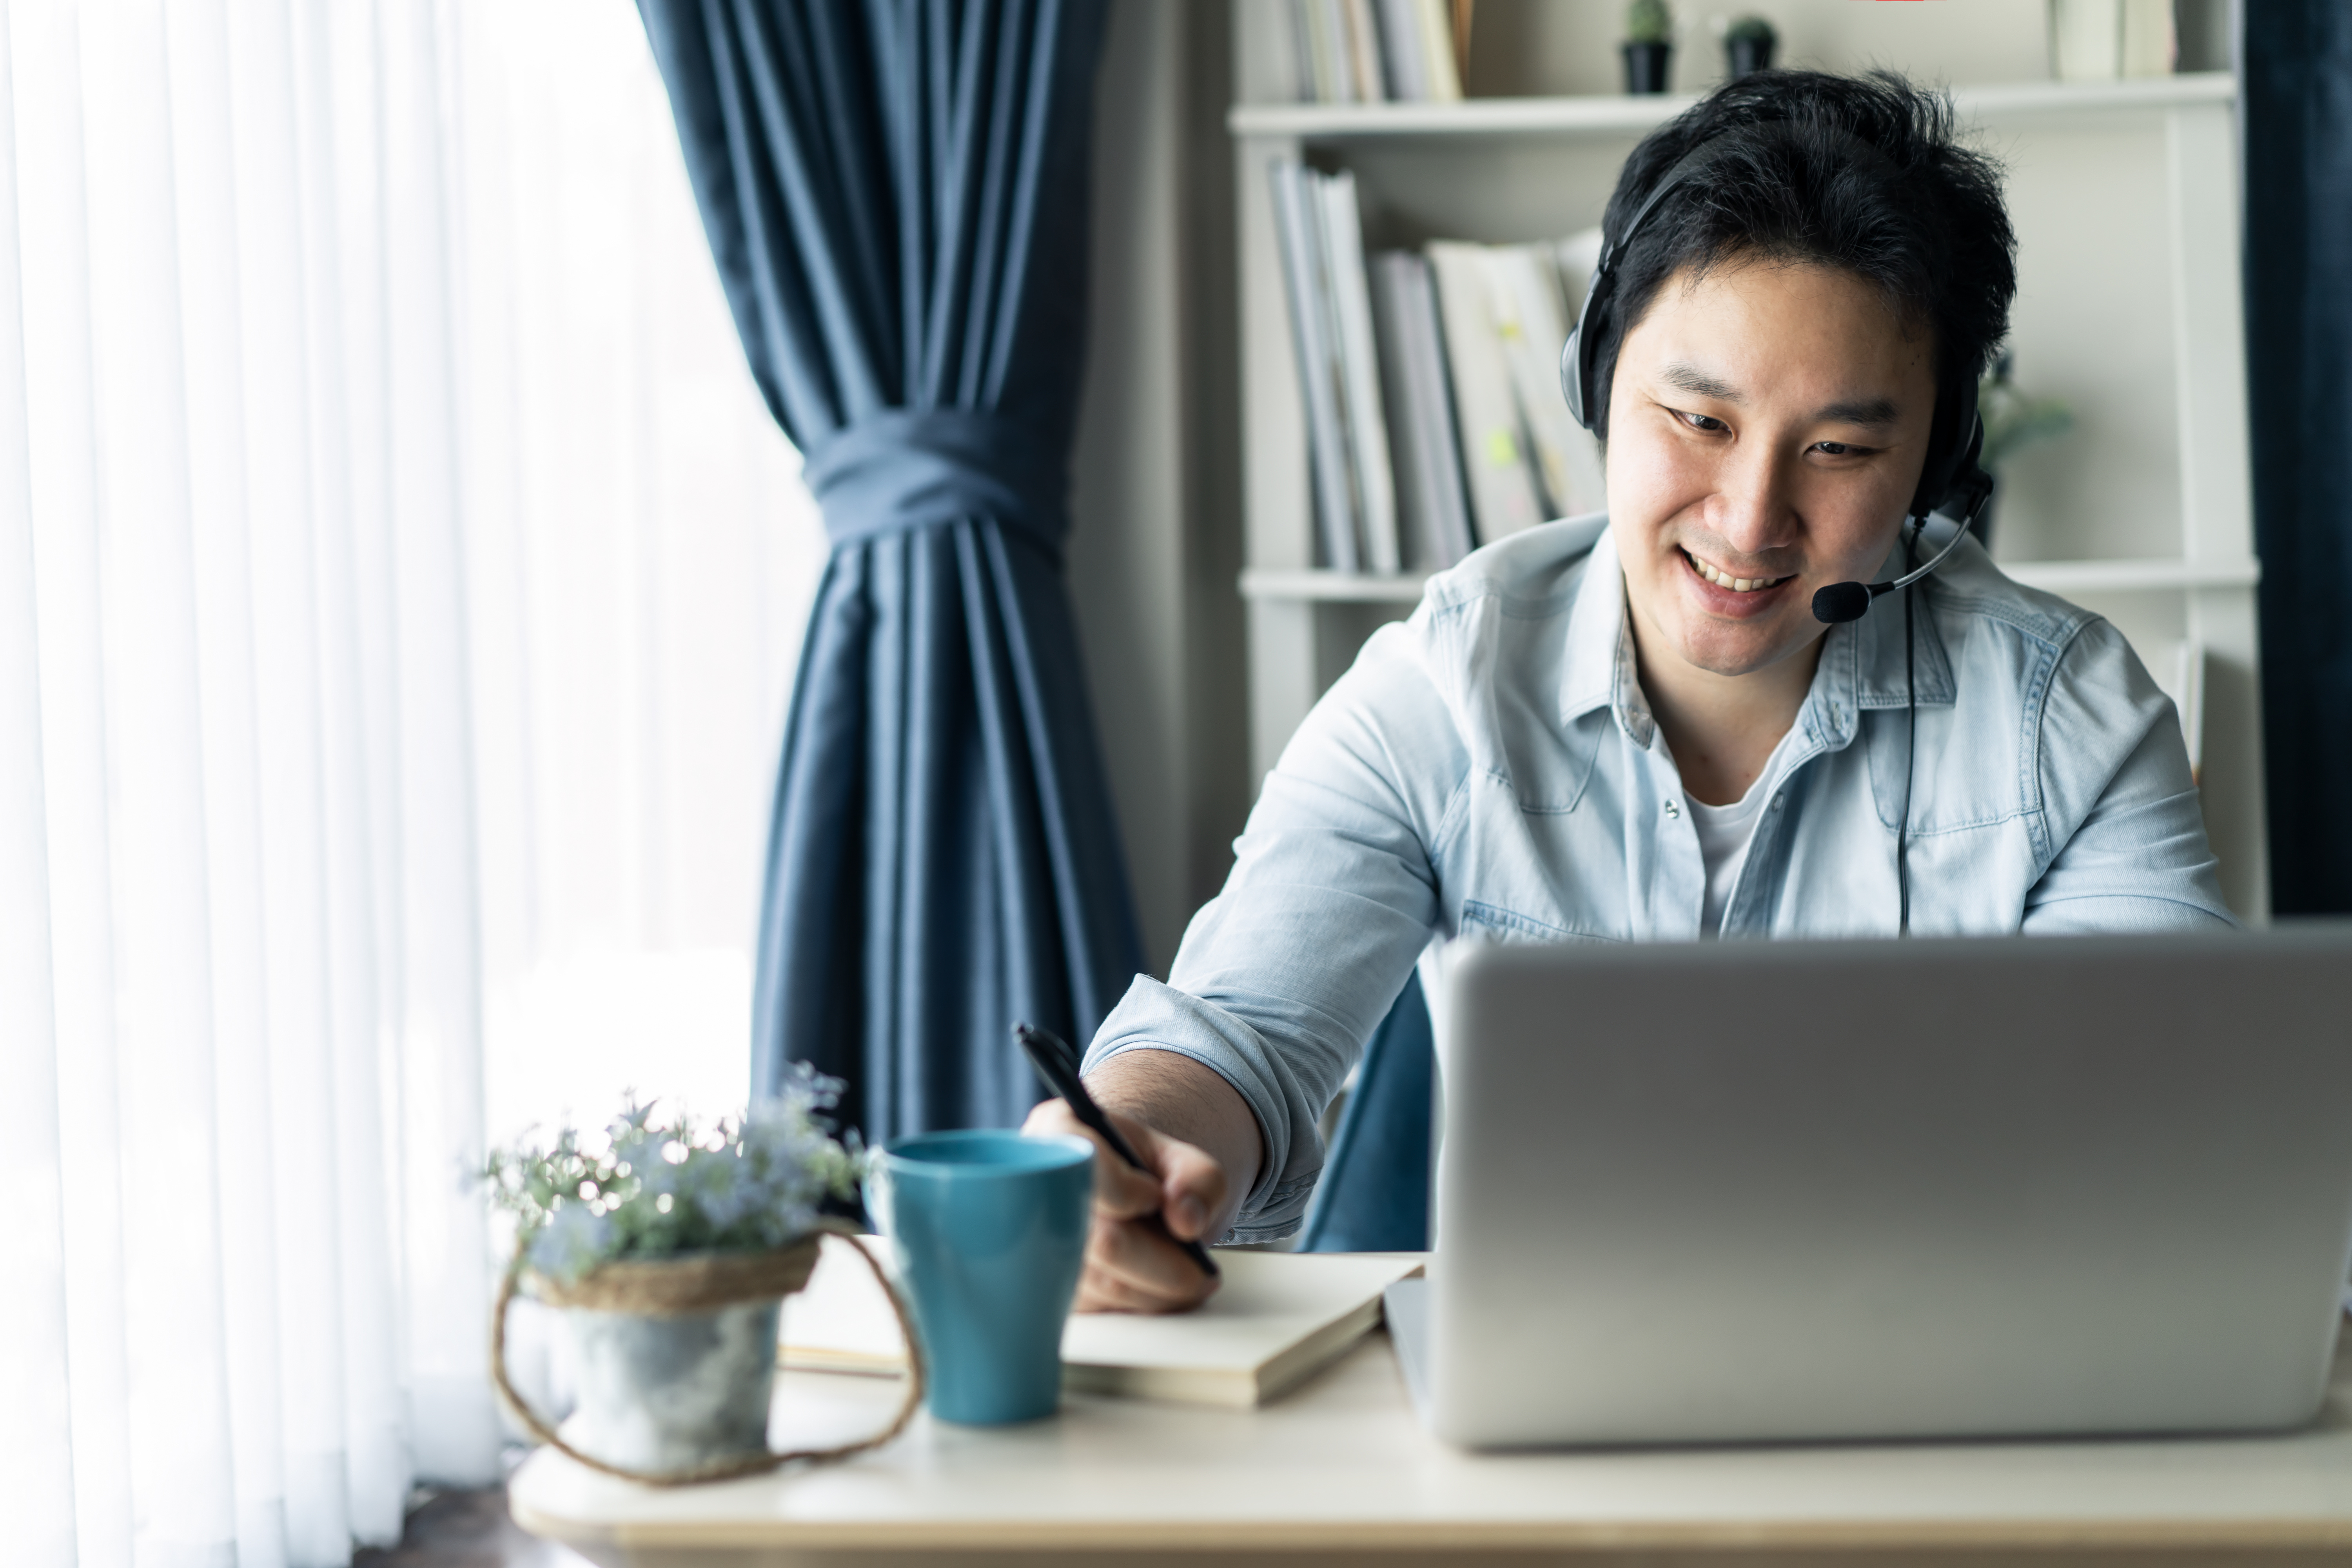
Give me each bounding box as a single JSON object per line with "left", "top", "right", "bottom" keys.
{"left": 1621, "top": 41, "right": 1672, "bottom": 94}
{"left": 1726, "top": 36, "right": 1775, "bottom": 77}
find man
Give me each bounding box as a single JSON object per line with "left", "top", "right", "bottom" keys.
{"left": 1026, "top": 71, "right": 2232, "bottom": 1313}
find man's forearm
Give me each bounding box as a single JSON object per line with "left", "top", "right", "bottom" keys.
{"left": 1082, "top": 1049, "right": 1265, "bottom": 1236}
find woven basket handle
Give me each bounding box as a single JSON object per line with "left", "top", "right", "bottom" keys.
{"left": 489, "top": 1219, "right": 926, "bottom": 1487}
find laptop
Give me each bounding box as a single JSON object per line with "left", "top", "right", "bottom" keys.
{"left": 1385, "top": 929, "right": 2352, "bottom": 1448}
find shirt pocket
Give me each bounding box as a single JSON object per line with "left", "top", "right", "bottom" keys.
{"left": 1458, "top": 899, "right": 1624, "bottom": 945}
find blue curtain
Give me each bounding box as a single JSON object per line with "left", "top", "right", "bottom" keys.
{"left": 637, "top": 0, "right": 1142, "bottom": 1142}
{"left": 2245, "top": 5, "right": 2352, "bottom": 914}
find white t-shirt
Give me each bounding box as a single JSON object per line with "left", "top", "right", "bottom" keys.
{"left": 1687, "top": 727, "right": 1800, "bottom": 939}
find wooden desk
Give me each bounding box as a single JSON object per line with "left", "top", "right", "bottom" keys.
{"left": 511, "top": 1319, "right": 2352, "bottom": 1566}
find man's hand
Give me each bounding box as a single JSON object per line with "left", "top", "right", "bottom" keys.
{"left": 1020, "top": 1049, "right": 1265, "bottom": 1315}
{"left": 1023, "top": 1098, "right": 1227, "bottom": 1313}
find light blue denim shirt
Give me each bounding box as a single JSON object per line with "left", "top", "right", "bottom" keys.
{"left": 1085, "top": 516, "right": 2234, "bottom": 1240}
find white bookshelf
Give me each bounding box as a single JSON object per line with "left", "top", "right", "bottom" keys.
{"left": 1229, "top": 71, "right": 2238, "bottom": 139}
{"left": 1229, "top": 31, "right": 2269, "bottom": 919}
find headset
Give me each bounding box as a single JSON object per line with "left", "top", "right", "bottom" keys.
{"left": 1557, "top": 123, "right": 1994, "bottom": 624}
{"left": 1557, "top": 121, "right": 1995, "bottom": 934}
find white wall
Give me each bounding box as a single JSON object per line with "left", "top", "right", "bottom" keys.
{"left": 1069, "top": 0, "right": 1250, "bottom": 978}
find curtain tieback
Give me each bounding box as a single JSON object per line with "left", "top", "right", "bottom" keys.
{"left": 803, "top": 409, "right": 1067, "bottom": 561}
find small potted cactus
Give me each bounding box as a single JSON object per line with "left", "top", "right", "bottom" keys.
{"left": 1622, "top": 0, "right": 1674, "bottom": 94}
{"left": 1724, "top": 15, "right": 1778, "bottom": 78}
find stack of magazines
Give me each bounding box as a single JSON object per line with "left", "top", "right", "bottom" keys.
{"left": 1270, "top": 158, "right": 1608, "bottom": 575}
{"left": 1283, "top": 0, "right": 1465, "bottom": 105}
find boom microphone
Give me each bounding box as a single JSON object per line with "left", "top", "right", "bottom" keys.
{"left": 1810, "top": 465, "right": 1996, "bottom": 625}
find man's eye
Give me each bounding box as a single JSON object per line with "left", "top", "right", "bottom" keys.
{"left": 1677, "top": 410, "right": 1728, "bottom": 433}
{"left": 1813, "top": 441, "right": 1872, "bottom": 457}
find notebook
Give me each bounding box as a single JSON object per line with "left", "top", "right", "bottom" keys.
{"left": 780, "top": 1236, "right": 1423, "bottom": 1408}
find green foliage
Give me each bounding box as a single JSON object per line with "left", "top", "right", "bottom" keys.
{"left": 481, "top": 1063, "right": 861, "bottom": 1284}
{"left": 1626, "top": 0, "right": 1673, "bottom": 45}
{"left": 1978, "top": 355, "right": 2074, "bottom": 472}
{"left": 1725, "top": 14, "right": 1776, "bottom": 45}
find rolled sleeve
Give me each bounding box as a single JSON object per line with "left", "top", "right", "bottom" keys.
{"left": 1083, "top": 976, "right": 1333, "bottom": 1243}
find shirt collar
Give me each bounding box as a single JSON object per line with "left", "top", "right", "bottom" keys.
{"left": 1559, "top": 527, "right": 1649, "bottom": 742}
{"left": 1850, "top": 525, "right": 1958, "bottom": 712}
{"left": 1558, "top": 521, "right": 1956, "bottom": 752}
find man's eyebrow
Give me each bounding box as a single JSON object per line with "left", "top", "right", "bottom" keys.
{"left": 1659, "top": 361, "right": 1742, "bottom": 401}
{"left": 1813, "top": 396, "right": 1902, "bottom": 428}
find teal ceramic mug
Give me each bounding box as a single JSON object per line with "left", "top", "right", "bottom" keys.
{"left": 866, "top": 1129, "right": 1094, "bottom": 1425}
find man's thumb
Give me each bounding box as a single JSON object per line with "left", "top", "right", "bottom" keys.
{"left": 1151, "top": 1139, "right": 1227, "bottom": 1242}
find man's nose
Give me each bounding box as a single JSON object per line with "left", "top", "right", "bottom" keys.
{"left": 1712, "top": 437, "right": 1794, "bottom": 555}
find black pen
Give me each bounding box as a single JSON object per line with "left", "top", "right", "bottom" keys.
{"left": 1014, "top": 1022, "right": 1220, "bottom": 1280}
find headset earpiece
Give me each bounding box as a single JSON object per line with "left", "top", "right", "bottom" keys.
{"left": 1561, "top": 280, "right": 1608, "bottom": 432}
{"left": 1560, "top": 140, "right": 1720, "bottom": 437}
{"left": 1907, "top": 361, "right": 1987, "bottom": 524}
{"left": 1559, "top": 329, "right": 1585, "bottom": 429}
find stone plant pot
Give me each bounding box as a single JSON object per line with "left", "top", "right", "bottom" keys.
{"left": 492, "top": 1226, "right": 925, "bottom": 1486}
{"left": 1621, "top": 40, "right": 1672, "bottom": 94}
{"left": 562, "top": 1293, "right": 784, "bottom": 1472}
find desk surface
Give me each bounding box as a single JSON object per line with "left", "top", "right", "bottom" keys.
{"left": 512, "top": 1316, "right": 2352, "bottom": 1565}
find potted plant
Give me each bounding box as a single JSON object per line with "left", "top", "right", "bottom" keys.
{"left": 483, "top": 1068, "right": 924, "bottom": 1485}
{"left": 1724, "top": 15, "right": 1777, "bottom": 78}
{"left": 1973, "top": 352, "right": 2074, "bottom": 551}
{"left": 1622, "top": 0, "right": 1674, "bottom": 94}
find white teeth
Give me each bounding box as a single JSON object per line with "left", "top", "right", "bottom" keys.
{"left": 1687, "top": 550, "right": 1782, "bottom": 594}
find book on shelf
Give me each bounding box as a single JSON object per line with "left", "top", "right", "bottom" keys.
{"left": 1317, "top": 169, "right": 1403, "bottom": 574}
{"left": 1478, "top": 236, "right": 1608, "bottom": 520}
{"left": 1343, "top": 0, "right": 1384, "bottom": 104}
{"left": 1271, "top": 158, "right": 1407, "bottom": 574}
{"left": 1269, "top": 159, "right": 1362, "bottom": 572}
{"left": 1279, "top": 221, "right": 1609, "bottom": 576}
{"left": 1296, "top": 0, "right": 1350, "bottom": 104}
{"left": 1273, "top": 160, "right": 1610, "bottom": 573}
{"left": 1426, "top": 240, "right": 1545, "bottom": 543}
{"left": 1369, "top": 252, "right": 1476, "bottom": 569}
{"left": 1283, "top": 0, "right": 1463, "bottom": 105}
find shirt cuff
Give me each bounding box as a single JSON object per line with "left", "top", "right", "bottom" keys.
{"left": 1082, "top": 974, "right": 1327, "bottom": 1241}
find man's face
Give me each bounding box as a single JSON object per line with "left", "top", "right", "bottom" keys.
{"left": 1603, "top": 258, "right": 1938, "bottom": 679}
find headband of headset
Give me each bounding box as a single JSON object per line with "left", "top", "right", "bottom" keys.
{"left": 1558, "top": 121, "right": 1987, "bottom": 526}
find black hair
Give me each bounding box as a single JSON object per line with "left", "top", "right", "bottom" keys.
{"left": 1589, "top": 70, "right": 2017, "bottom": 438}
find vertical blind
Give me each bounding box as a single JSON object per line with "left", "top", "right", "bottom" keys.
{"left": 1, "top": 2, "right": 820, "bottom": 1563}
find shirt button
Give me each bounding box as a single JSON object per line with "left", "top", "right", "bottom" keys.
{"left": 1771, "top": 795, "right": 1785, "bottom": 811}
{"left": 1663, "top": 799, "right": 1681, "bottom": 819}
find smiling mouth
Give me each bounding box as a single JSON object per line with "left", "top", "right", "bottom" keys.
{"left": 1682, "top": 547, "right": 1794, "bottom": 595}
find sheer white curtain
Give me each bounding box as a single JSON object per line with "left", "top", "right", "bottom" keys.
{"left": 448, "top": 1, "right": 821, "bottom": 1151}
{"left": 0, "top": 2, "right": 817, "bottom": 1564}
